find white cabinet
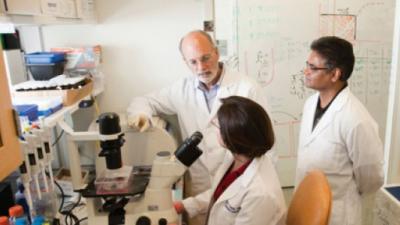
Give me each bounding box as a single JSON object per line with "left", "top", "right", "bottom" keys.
{"left": 1, "top": 0, "right": 96, "bottom": 24}
{"left": 76, "top": 0, "right": 95, "bottom": 19}
{"left": 59, "top": 0, "right": 78, "bottom": 18}
{"left": 3, "top": 0, "right": 42, "bottom": 16}
{"left": 40, "top": 0, "right": 61, "bottom": 16}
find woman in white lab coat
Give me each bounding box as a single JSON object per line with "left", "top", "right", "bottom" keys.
{"left": 175, "top": 96, "right": 286, "bottom": 225}
{"left": 296, "top": 36, "right": 384, "bottom": 225}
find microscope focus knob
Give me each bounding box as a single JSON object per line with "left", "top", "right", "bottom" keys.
{"left": 155, "top": 151, "right": 171, "bottom": 161}
{"left": 136, "top": 216, "right": 151, "bottom": 225}
{"left": 158, "top": 218, "right": 167, "bottom": 225}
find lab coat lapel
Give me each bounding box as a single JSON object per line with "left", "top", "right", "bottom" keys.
{"left": 208, "top": 70, "right": 237, "bottom": 121}
{"left": 214, "top": 157, "right": 259, "bottom": 205}
{"left": 302, "top": 94, "right": 318, "bottom": 140}
{"left": 214, "top": 153, "right": 235, "bottom": 185}
{"left": 304, "top": 88, "right": 349, "bottom": 145}
{"left": 193, "top": 79, "right": 213, "bottom": 116}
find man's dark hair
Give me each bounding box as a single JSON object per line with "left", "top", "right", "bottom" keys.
{"left": 217, "top": 96, "right": 275, "bottom": 158}
{"left": 311, "top": 36, "right": 355, "bottom": 81}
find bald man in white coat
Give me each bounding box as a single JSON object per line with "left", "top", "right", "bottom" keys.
{"left": 127, "top": 30, "right": 270, "bottom": 225}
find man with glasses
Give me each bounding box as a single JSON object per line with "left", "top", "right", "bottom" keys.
{"left": 295, "top": 36, "right": 384, "bottom": 225}
{"left": 127, "top": 30, "right": 268, "bottom": 225}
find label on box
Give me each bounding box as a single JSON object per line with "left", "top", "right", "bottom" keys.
{"left": 41, "top": 0, "right": 60, "bottom": 16}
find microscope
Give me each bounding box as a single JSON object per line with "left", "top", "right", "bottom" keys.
{"left": 59, "top": 112, "right": 203, "bottom": 225}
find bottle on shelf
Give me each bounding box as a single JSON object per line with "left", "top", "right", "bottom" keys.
{"left": 8, "top": 205, "right": 29, "bottom": 225}
{"left": 14, "top": 182, "right": 31, "bottom": 223}
{"left": 0, "top": 216, "right": 10, "bottom": 225}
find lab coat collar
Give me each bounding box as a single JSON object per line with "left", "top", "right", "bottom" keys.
{"left": 304, "top": 87, "right": 350, "bottom": 145}
{"left": 207, "top": 66, "right": 240, "bottom": 119}
{"left": 214, "top": 154, "right": 261, "bottom": 205}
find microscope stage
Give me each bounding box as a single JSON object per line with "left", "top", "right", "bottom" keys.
{"left": 80, "top": 171, "right": 150, "bottom": 198}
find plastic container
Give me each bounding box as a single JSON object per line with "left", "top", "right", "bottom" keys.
{"left": 0, "top": 216, "right": 9, "bottom": 225}
{"left": 30, "top": 192, "right": 57, "bottom": 220}
{"left": 26, "top": 62, "right": 65, "bottom": 81}
{"left": 14, "top": 218, "right": 27, "bottom": 225}
{"left": 14, "top": 104, "right": 39, "bottom": 122}
{"left": 51, "top": 45, "right": 101, "bottom": 70}
{"left": 14, "top": 183, "right": 31, "bottom": 224}
{"left": 95, "top": 166, "right": 133, "bottom": 194}
{"left": 8, "top": 205, "right": 28, "bottom": 225}
{"left": 24, "top": 52, "right": 65, "bottom": 64}
{"left": 31, "top": 216, "right": 44, "bottom": 225}
{"left": 13, "top": 96, "right": 63, "bottom": 118}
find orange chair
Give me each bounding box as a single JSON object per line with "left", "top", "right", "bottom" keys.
{"left": 286, "top": 170, "right": 332, "bottom": 225}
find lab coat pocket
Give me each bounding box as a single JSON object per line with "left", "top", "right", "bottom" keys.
{"left": 309, "top": 138, "right": 343, "bottom": 173}
{"left": 210, "top": 200, "right": 240, "bottom": 225}
{"left": 214, "top": 199, "right": 240, "bottom": 224}
{"left": 330, "top": 198, "right": 345, "bottom": 225}
{"left": 224, "top": 200, "right": 241, "bottom": 214}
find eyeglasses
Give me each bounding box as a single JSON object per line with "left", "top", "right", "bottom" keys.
{"left": 304, "top": 62, "right": 330, "bottom": 71}
{"left": 186, "top": 50, "right": 216, "bottom": 67}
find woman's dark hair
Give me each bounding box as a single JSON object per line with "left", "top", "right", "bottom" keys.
{"left": 217, "top": 96, "right": 275, "bottom": 158}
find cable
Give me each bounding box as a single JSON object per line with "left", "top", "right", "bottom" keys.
{"left": 92, "top": 95, "right": 100, "bottom": 116}
{"left": 46, "top": 170, "right": 65, "bottom": 213}
{"left": 64, "top": 211, "right": 78, "bottom": 225}
{"left": 46, "top": 170, "right": 80, "bottom": 225}
{"left": 67, "top": 194, "right": 81, "bottom": 214}
{"left": 75, "top": 217, "right": 87, "bottom": 225}
{"left": 52, "top": 130, "right": 65, "bottom": 147}
{"left": 64, "top": 194, "right": 81, "bottom": 225}
{"left": 90, "top": 95, "right": 102, "bottom": 155}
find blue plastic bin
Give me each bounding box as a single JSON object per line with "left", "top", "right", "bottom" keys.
{"left": 14, "top": 104, "right": 39, "bottom": 122}
{"left": 386, "top": 186, "right": 400, "bottom": 201}
{"left": 24, "top": 52, "right": 65, "bottom": 64}
{"left": 26, "top": 61, "right": 65, "bottom": 80}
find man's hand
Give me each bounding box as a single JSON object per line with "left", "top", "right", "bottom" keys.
{"left": 127, "top": 113, "right": 151, "bottom": 132}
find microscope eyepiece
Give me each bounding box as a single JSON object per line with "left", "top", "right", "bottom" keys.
{"left": 98, "top": 112, "right": 121, "bottom": 135}
{"left": 98, "top": 112, "right": 125, "bottom": 170}
{"left": 174, "top": 131, "right": 203, "bottom": 167}
{"left": 189, "top": 131, "right": 203, "bottom": 146}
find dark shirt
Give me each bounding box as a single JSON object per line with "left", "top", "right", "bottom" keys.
{"left": 313, "top": 84, "right": 348, "bottom": 130}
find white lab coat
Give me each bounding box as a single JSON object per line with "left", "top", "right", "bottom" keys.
{"left": 127, "top": 66, "right": 269, "bottom": 196}
{"left": 295, "top": 87, "right": 384, "bottom": 225}
{"left": 182, "top": 153, "right": 286, "bottom": 225}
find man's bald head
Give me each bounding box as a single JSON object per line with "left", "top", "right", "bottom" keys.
{"left": 179, "top": 30, "right": 215, "bottom": 54}
{"left": 179, "top": 30, "right": 221, "bottom": 89}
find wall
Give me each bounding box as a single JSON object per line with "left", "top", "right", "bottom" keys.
{"left": 384, "top": 0, "right": 400, "bottom": 184}
{"left": 38, "top": 0, "right": 204, "bottom": 167}
{"left": 215, "top": 0, "right": 395, "bottom": 187}
{"left": 41, "top": 0, "right": 204, "bottom": 113}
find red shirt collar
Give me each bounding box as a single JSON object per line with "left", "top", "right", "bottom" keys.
{"left": 213, "top": 160, "right": 252, "bottom": 201}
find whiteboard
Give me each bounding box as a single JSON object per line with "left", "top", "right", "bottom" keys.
{"left": 215, "top": 0, "right": 395, "bottom": 186}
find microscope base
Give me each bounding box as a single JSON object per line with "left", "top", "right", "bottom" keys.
{"left": 87, "top": 198, "right": 178, "bottom": 225}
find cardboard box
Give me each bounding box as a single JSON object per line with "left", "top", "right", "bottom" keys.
{"left": 13, "top": 79, "right": 93, "bottom": 106}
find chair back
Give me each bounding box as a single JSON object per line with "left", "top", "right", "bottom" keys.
{"left": 286, "top": 170, "right": 332, "bottom": 225}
